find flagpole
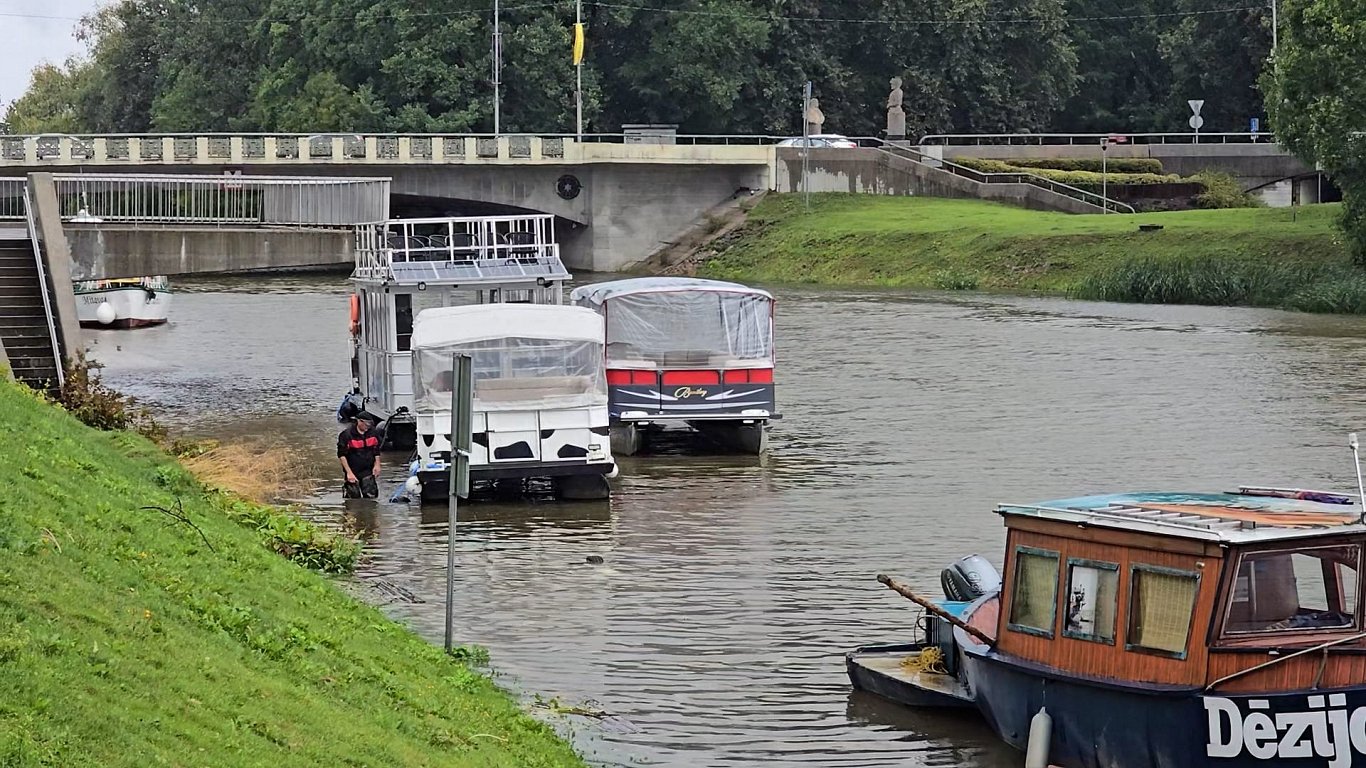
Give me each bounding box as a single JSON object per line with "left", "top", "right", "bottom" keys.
{"left": 575, "top": 0, "right": 583, "bottom": 141}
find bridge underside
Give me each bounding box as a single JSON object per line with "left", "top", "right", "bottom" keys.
{"left": 64, "top": 225, "right": 353, "bottom": 281}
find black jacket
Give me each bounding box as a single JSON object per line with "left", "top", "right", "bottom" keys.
{"left": 337, "top": 425, "right": 381, "bottom": 477}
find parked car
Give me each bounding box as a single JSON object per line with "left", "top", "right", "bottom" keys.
{"left": 775, "top": 134, "right": 858, "bottom": 148}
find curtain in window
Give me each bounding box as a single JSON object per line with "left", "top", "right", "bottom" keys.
{"left": 1011, "top": 552, "right": 1059, "bottom": 631}
{"left": 1130, "top": 569, "right": 1198, "bottom": 654}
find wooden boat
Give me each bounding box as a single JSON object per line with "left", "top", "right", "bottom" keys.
{"left": 850, "top": 484, "right": 1366, "bottom": 768}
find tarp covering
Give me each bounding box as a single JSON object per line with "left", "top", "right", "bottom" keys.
{"left": 412, "top": 304, "right": 602, "bottom": 347}
{"left": 569, "top": 277, "right": 773, "bottom": 307}
{"left": 574, "top": 287, "right": 773, "bottom": 367}
{"left": 413, "top": 336, "right": 606, "bottom": 413}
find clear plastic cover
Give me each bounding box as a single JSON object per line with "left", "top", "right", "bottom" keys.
{"left": 413, "top": 336, "right": 606, "bottom": 412}
{"left": 601, "top": 291, "right": 773, "bottom": 368}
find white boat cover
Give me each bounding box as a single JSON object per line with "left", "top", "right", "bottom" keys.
{"left": 570, "top": 278, "right": 774, "bottom": 367}
{"left": 568, "top": 277, "right": 773, "bottom": 306}
{"left": 412, "top": 304, "right": 603, "bottom": 347}
{"left": 411, "top": 304, "right": 606, "bottom": 413}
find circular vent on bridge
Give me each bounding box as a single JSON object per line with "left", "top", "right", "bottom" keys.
{"left": 556, "top": 174, "right": 582, "bottom": 200}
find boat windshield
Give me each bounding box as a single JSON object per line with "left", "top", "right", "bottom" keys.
{"left": 603, "top": 290, "right": 773, "bottom": 368}
{"left": 412, "top": 336, "right": 605, "bottom": 412}
{"left": 1223, "top": 544, "right": 1361, "bottom": 635}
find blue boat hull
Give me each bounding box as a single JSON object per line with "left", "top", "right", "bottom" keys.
{"left": 961, "top": 646, "right": 1366, "bottom": 767}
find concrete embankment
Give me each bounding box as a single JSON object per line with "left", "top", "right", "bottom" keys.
{"left": 699, "top": 194, "right": 1362, "bottom": 313}
{"left": 0, "top": 377, "right": 584, "bottom": 767}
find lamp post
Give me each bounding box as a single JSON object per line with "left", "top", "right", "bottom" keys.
{"left": 493, "top": 0, "right": 502, "bottom": 135}
{"left": 574, "top": 0, "right": 584, "bottom": 140}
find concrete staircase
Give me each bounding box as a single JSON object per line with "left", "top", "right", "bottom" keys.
{"left": 0, "top": 230, "right": 63, "bottom": 387}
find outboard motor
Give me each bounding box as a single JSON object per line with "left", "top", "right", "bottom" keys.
{"left": 941, "top": 554, "right": 1002, "bottom": 602}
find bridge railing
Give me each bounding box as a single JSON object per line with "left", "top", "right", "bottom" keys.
{"left": 48, "top": 173, "right": 391, "bottom": 226}
{"left": 0, "top": 177, "right": 24, "bottom": 221}
{"left": 0, "top": 132, "right": 788, "bottom": 166}
{"left": 860, "top": 140, "right": 1135, "bottom": 213}
{"left": 919, "top": 132, "right": 1273, "bottom": 146}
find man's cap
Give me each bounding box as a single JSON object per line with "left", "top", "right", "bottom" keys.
{"left": 355, "top": 411, "right": 377, "bottom": 423}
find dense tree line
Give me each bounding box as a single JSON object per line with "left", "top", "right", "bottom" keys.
{"left": 2, "top": 0, "right": 1275, "bottom": 138}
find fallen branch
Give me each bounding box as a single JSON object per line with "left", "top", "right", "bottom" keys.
{"left": 141, "top": 496, "right": 215, "bottom": 553}
{"left": 876, "top": 574, "right": 995, "bottom": 646}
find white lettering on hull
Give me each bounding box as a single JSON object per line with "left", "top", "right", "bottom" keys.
{"left": 1205, "top": 694, "right": 1366, "bottom": 766}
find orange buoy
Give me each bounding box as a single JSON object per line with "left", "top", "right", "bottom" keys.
{"left": 349, "top": 294, "right": 361, "bottom": 336}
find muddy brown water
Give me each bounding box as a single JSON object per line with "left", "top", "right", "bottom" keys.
{"left": 86, "top": 273, "right": 1366, "bottom": 767}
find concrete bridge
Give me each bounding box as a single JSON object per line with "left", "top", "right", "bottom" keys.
{"left": 0, "top": 134, "right": 775, "bottom": 272}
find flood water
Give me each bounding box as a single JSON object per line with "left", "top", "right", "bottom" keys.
{"left": 87, "top": 273, "right": 1366, "bottom": 767}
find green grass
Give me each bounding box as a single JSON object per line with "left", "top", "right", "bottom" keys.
{"left": 703, "top": 194, "right": 1359, "bottom": 311}
{"left": 0, "top": 379, "right": 585, "bottom": 767}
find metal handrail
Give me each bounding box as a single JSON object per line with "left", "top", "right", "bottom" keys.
{"left": 21, "top": 185, "right": 65, "bottom": 388}
{"left": 1205, "top": 631, "right": 1366, "bottom": 692}
{"left": 919, "top": 132, "right": 1275, "bottom": 146}
{"left": 0, "top": 177, "right": 25, "bottom": 221}
{"left": 865, "top": 139, "right": 1135, "bottom": 213}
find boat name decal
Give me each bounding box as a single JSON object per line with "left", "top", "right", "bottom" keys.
{"left": 1205, "top": 694, "right": 1366, "bottom": 766}
{"left": 674, "top": 387, "right": 709, "bottom": 399}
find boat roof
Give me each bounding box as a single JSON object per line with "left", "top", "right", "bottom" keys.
{"left": 997, "top": 488, "right": 1366, "bottom": 544}
{"left": 411, "top": 304, "right": 603, "bottom": 347}
{"left": 569, "top": 277, "right": 773, "bottom": 305}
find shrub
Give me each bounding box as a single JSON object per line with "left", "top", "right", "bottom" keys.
{"left": 55, "top": 356, "right": 164, "bottom": 441}
{"left": 222, "top": 496, "right": 362, "bottom": 574}
{"left": 1191, "top": 170, "right": 1263, "bottom": 209}
{"left": 932, "top": 269, "right": 979, "bottom": 290}
{"left": 954, "top": 157, "right": 1164, "bottom": 174}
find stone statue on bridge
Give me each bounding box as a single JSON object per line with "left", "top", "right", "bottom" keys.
{"left": 805, "top": 98, "right": 826, "bottom": 137}
{"left": 886, "top": 77, "right": 906, "bottom": 142}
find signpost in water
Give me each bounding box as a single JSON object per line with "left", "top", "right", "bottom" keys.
{"left": 443, "top": 353, "right": 473, "bottom": 655}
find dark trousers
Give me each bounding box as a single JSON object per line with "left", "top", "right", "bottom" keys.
{"left": 343, "top": 475, "right": 378, "bottom": 499}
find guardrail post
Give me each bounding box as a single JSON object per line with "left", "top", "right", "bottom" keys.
{"left": 196, "top": 136, "right": 209, "bottom": 164}
{"left": 530, "top": 136, "right": 543, "bottom": 161}
{"left": 93, "top": 139, "right": 108, "bottom": 164}
{"left": 399, "top": 137, "right": 412, "bottom": 162}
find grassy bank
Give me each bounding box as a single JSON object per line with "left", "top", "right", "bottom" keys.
{"left": 0, "top": 379, "right": 584, "bottom": 766}
{"left": 702, "top": 194, "right": 1363, "bottom": 312}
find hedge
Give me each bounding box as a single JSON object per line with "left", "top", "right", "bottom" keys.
{"left": 954, "top": 156, "right": 1165, "bottom": 174}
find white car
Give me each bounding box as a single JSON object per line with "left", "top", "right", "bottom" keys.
{"left": 776, "top": 134, "right": 858, "bottom": 148}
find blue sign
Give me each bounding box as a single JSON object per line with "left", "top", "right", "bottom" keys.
{"left": 1250, "top": 117, "right": 1261, "bottom": 133}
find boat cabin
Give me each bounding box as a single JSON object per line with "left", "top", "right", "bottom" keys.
{"left": 568, "top": 277, "right": 777, "bottom": 455}
{"left": 344, "top": 213, "right": 568, "bottom": 448}
{"left": 994, "top": 488, "right": 1366, "bottom": 692}
{"left": 406, "top": 303, "right": 614, "bottom": 501}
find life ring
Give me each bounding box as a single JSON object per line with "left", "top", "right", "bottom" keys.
{"left": 349, "top": 294, "right": 361, "bottom": 336}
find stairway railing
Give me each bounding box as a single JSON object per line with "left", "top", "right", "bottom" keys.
{"left": 22, "top": 186, "right": 64, "bottom": 388}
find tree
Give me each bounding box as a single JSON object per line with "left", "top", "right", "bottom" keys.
{"left": 1158, "top": 1, "right": 1272, "bottom": 132}
{"left": 1265, "top": 0, "right": 1366, "bottom": 261}
{"left": 2, "top": 62, "right": 92, "bottom": 134}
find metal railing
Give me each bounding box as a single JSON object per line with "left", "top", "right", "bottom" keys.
{"left": 866, "top": 140, "right": 1136, "bottom": 213}
{"left": 919, "top": 132, "right": 1276, "bottom": 146}
{"left": 48, "top": 173, "right": 391, "bottom": 226}
{"left": 0, "top": 177, "right": 25, "bottom": 221}
{"left": 354, "top": 213, "right": 565, "bottom": 283}
{"left": 22, "top": 185, "right": 65, "bottom": 388}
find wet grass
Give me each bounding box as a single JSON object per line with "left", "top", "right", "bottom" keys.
{"left": 703, "top": 194, "right": 1359, "bottom": 312}
{"left": 0, "top": 377, "right": 585, "bottom": 767}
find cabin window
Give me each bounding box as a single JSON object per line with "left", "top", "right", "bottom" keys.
{"left": 1008, "top": 547, "right": 1060, "bottom": 637}
{"left": 1223, "top": 545, "right": 1360, "bottom": 635}
{"left": 1126, "top": 565, "right": 1200, "bottom": 659}
{"left": 1064, "top": 559, "right": 1119, "bottom": 644}
{"left": 396, "top": 294, "right": 413, "bottom": 352}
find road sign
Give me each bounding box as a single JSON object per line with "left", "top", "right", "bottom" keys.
{"left": 1188, "top": 99, "right": 1205, "bottom": 116}
{"left": 1189, "top": 115, "right": 1205, "bottom": 130}
{"left": 1107, "top": 134, "right": 1129, "bottom": 143}
{"left": 1250, "top": 117, "right": 1260, "bottom": 133}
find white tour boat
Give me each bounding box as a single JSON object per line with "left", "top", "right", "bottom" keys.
{"left": 74, "top": 276, "right": 172, "bottom": 329}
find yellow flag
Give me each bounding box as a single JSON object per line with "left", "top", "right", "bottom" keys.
{"left": 572, "top": 23, "right": 585, "bottom": 66}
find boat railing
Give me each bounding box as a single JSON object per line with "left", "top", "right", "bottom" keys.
{"left": 353, "top": 213, "right": 566, "bottom": 283}
{"left": 1205, "top": 630, "right": 1366, "bottom": 692}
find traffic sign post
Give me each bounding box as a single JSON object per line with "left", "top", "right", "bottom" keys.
{"left": 1188, "top": 100, "right": 1205, "bottom": 144}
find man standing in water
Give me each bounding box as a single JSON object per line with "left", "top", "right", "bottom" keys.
{"left": 338, "top": 412, "right": 382, "bottom": 498}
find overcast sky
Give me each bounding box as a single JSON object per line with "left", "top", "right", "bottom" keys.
{"left": 1, "top": 1, "right": 104, "bottom": 107}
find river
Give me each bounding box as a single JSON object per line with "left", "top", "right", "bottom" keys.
{"left": 86, "top": 273, "right": 1366, "bottom": 767}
